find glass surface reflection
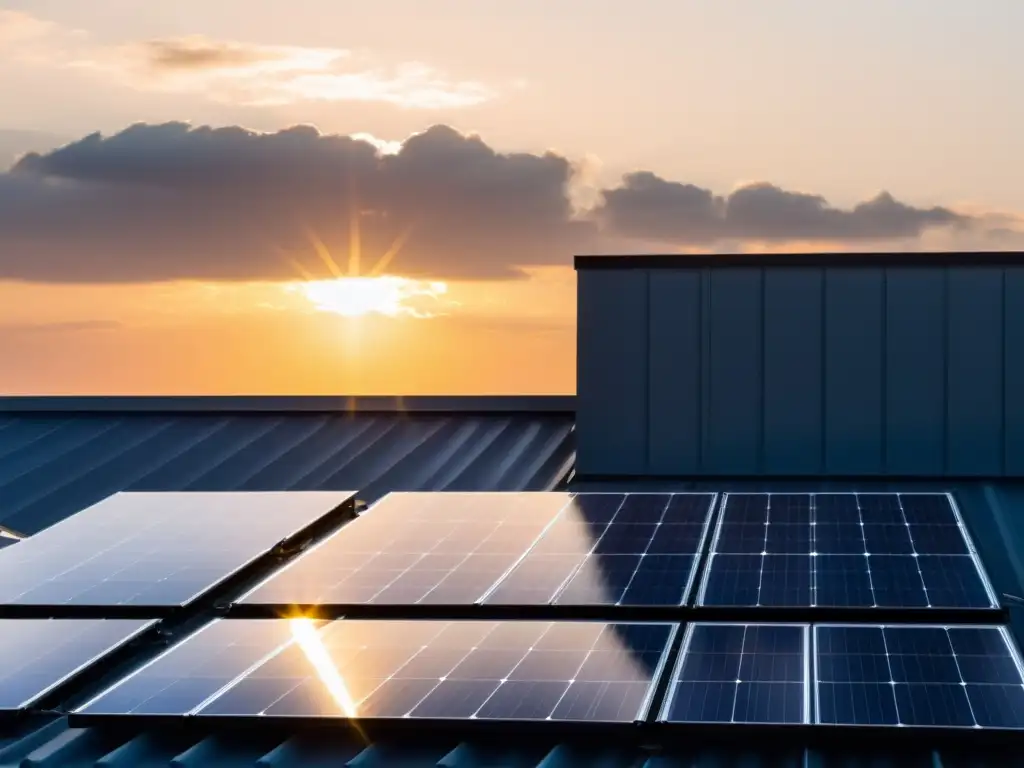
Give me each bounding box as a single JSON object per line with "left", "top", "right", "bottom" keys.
{"left": 77, "top": 618, "right": 677, "bottom": 723}
{"left": 0, "top": 618, "right": 155, "bottom": 711}
{"left": 0, "top": 491, "right": 355, "bottom": 607}
{"left": 239, "top": 492, "right": 575, "bottom": 606}
{"left": 486, "top": 493, "right": 716, "bottom": 607}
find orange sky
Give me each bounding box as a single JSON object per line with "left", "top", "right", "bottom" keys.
{"left": 1, "top": 2, "right": 1022, "bottom": 395}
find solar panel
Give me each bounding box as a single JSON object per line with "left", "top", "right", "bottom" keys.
{"left": 484, "top": 493, "right": 716, "bottom": 607}
{"left": 0, "top": 618, "right": 155, "bottom": 712}
{"left": 237, "top": 493, "right": 572, "bottom": 607}
{"left": 76, "top": 618, "right": 677, "bottom": 724}
{"left": 0, "top": 491, "right": 355, "bottom": 608}
{"left": 659, "top": 623, "right": 809, "bottom": 725}
{"left": 697, "top": 493, "right": 997, "bottom": 610}
{"left": 815, "top": 624, "right": 1024, "bottom": 729}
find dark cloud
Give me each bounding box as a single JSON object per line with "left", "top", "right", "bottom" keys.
{"left": 595, "top": 174, "right": 967, "bottom": 244}
{"left": 0, "top": 122, "right": 991, "bottom": 284}
{"left": 141, "top": 39, "right": 280, "bottom": 71}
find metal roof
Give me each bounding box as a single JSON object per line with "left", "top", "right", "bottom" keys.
{"left": 0, "top": 396, "right": 575, "bottom": 536}
{"left": 2, "top": 398, "right": 1024, "bottom": 767}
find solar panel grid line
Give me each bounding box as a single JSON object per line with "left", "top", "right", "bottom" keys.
{"left": 74, "top": 619, "right": 678, "bottom": 725}
{"left": 0, "top": 491, "right": 357, "bottom": 611}
{"left": 695, "top": 492, "right": 998, "bottom": 612}
{"left": 473, "top": 492, "right": 594, "bottom": 605}
{"left": 658, "top": 622, "right": 811, "bottom": 726}
{"left": 481, "top": 492, "right": 631, "bottom": 606}
{"left": 812, "top": 623, "right": 1024, "bottom": 730}
{"left": 74, "top": 618, "right": 227, "bottom": 715}
{"left": 0, "top": 618, "right": 157, "bottom": 713}
{"left": 549, "top": 493, "right": 659, "bottom": 606}
{"left": 238, "top": 493, "right": 577, "bottom": 609}
{"left": 188, "top": 622, "right": 302, "bottom": 716}
{"left": 489, "top": 492, "right": 717, "bottom": 608}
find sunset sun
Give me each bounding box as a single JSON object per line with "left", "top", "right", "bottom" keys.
{"left": 300, "top": 275, "right": 447, "bottom": 318}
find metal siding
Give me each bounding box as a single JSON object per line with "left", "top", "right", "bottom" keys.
{"left": 823, "top": 269, "right": 885, "bottom": 475}
{"left": 762, "top": 268, "right": 824, "bottom": 474}
{"left": 647, "top": 270, "right": 702, "bottom": 475}
{"left": 946, "top": 268, "right": 1004, "bottom": 476}
{"left": 884, "top": 268, "right": 946, "bottom": 476}
{"left": 704, "top": 268, "right": 763, "bottom": 474}
{"left": 0, "top": 411, "right": 575, "bottom": 536}
{"left": 576, "top": 269, "right": 649, "bottom": 476}
{"left": 1005, "top": 269, "right": 1024, "bottom": 475}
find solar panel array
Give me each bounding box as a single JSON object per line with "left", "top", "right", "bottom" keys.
{"left": 0, "top": 491, "right": 356, "bottom": 608}
{"left": 78, "top": 618, "right": 676, "bottom": 723}
{"left": 698, "top": 494, "right": 997, "bottom": 609}
{"left": 0, "top": 618, "right": 155, "bottom": 711}
{"left": 5, "top": 488, "right": 1024, "bottom": 736}
{"left": 239, "top": 492, "right": 717, "bottom": 609}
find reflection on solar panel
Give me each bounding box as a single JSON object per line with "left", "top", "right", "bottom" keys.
{"left": 485, "top": 494, "right": 716, "bottom": 607}
{"left": 815, "top": 625, "right": 1024, "bottom": 729}
{"left": 77, "top": 618, "right": 677, "bottom": 724}
{"left": 0, "top": 618, "right": 155, "bottom": 711}
{"left": 238, "top": 493, "right": 573, "bottom": 606}
{"left": 697, "top": 493, "right": 997, "bottom": 609}
{"left": 659, "top": 623, "right": 809, "bottom": 725}
{"left": 0, "top": 492, "right": 355, "bottom": 608}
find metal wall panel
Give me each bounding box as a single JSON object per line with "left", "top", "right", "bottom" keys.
{"left": 885, "top": 268, "right": 946, "bottom": 476}
{"left": 575, "top": 262, "right": 1024, "bottom": 478}
{"left": 575, "top": 269, "right": 648, "bottom": 475}
{"left": 947, "top": 268, "right": 1004, "bottom": 476}
{"left": 648, "top": 271, "right": 702, "bottom": 474}
{"left": 823, "top": 269, "right": 885, "bottom": 474}
{"left": 1006, "top": 270, "right": 1024, "bottom": 475}
{"left": 705, "top": 269, "right": 763, "bottom": 474}
{"left": 762, "top": 268, "right": 824, "bottom": 474}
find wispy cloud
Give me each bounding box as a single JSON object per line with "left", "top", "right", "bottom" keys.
{"left": 0, "top": 12, "right": 496, "bottom": 110}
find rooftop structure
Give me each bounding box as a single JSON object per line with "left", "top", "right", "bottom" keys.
{"left": 1, "top": 252, "right": 1024, "bottom": 767}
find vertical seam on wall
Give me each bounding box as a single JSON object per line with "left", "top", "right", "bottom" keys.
{"left": 759, "top": 267, "right": 766, "bottom": 475}
{"left": 881, "top": 268, "right": 888, "bottom": 474}
{"left": 697, "top": 269, "right": 705, "bottom": 474}
{"left": 943, "top": 266, "right": 950, "bottom": 476}
{"left": 819, "top": 267, "right": 827, "bottom": 475}
{"left": 701, "top": 268, "right": 711, "bottom": 473}
{"left": 1002, "top": 267, "right": 1008, "bottom": 476}
{"left": 644, "top": 271, "right": 651, "bottom": 474}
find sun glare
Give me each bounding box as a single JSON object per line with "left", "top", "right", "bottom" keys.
{"left": 300, "top": 275, "right": 447, "bottom": 318}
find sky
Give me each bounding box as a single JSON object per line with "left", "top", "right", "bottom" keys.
{"left": 1, "top": 0, "right": 1022, "bottom": 395}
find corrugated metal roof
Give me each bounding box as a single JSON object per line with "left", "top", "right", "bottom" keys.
{"left": 3, "top": 399, "right": 1024, "bottom": 767}
{"left": 0, "top": 397, "right": 575, "bottom": 536}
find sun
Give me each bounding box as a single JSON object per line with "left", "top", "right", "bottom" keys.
{"left": 300, "top": 275, "right": 447, "bottom": 318}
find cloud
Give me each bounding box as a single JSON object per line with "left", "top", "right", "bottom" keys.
{"left": 594, "top": 173, "right": 967, "bottom": 244}
{"left": 0, "top": 121, "right": 1011, "bottom": 284}
{"left": 0, "top": 12, "right": 495, "bottom": 110}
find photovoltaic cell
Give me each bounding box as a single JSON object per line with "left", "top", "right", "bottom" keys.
{"left": 815, "top": 624, "right": 1024, "bottom": 729}
{"left": 239, "top": 492, "right": 716, "bottom": 609}
{"left": 659, "top": 623, "right": 808, "bottom": 725}
{"left": 0, "top": 492, "right": 355, "bottom": 608}
{"left": 77, "top": 618, "right": 676, "bottom": 724}
{"left": 0, "top": 618, "right": 155, "bottom": 711}
{"left": 697, "top": 493, "right": 996, "bottom": 610}
{"left": 485, "top": 493, "right": 716, "bottom": 607}
{"left": 238, "top": 493, "right": 573, "bottom": 607}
